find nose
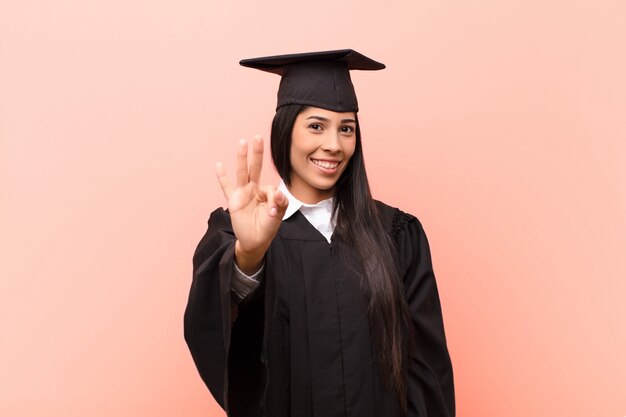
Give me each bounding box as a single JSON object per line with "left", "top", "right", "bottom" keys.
{"left": 321, "top": 131, "right": 341, "bottom": 153}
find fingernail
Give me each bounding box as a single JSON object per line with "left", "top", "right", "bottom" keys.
{"left": 239, "top": 138, "right": 246, "bottom": 146}
{"left": 269, "top": 207, "right": 277, "bottom": 217}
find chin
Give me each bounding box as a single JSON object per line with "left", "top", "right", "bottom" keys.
{"left": 310, "top": 179, "right": 337, "bottom": 191}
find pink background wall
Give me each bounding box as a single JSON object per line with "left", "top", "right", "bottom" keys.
{"left": 1, "top": 1, "right": 624, "bottom": 416}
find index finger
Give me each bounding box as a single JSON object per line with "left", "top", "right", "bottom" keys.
{"left": 248, "top": 135, "right": 264, "bottom": 184}
{"left": 236, "top": 139, "right": 249, "bottom": 187}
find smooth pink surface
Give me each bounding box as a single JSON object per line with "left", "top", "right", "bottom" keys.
{"left": 1, "top": 1, "right": 624, "bottom": 416}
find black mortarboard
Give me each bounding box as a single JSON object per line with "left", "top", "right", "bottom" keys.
{"left": 239, "top": 49, "right": 385, "bottom": 113}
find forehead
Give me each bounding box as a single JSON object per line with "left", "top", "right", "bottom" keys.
{"left": 298, "top": 106, "right": 356, "bottom": 121}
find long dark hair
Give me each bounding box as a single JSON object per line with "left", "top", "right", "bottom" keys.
{"left": 270, "top": 104, "right": 413, "bottom": 411}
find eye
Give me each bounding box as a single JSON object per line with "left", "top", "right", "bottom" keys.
{"left": 309, "top": 123, "right": 323, "bottom": 131}
{"left": 340, "top": 125, "right": 355, "bottom": 134}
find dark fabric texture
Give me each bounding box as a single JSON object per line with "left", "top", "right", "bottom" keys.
{"left": 184, "top": 201, "right": 455, "bottom": 417}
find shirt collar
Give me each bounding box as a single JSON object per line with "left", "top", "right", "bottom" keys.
{"left": 277, "top": 180, "right": 335, "bottom": 220}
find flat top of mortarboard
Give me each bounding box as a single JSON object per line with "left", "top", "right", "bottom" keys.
{"left": 239, "top": 49, "right": 385, "bottom": 75}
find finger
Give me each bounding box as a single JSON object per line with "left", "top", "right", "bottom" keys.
{"left": 265, "top": 187, "right": 278, "bottom": 217}
{"left": 248, "top": 135, "right": 264, "bottom": 184}
{"left": 236, "top": 139, "right": 249, "bottom": 187}
{"left": 259, "top": 185, "right": 279, "bottom": 218}
{"left": 274, "top": 189, "right": 289, "bottom": 218}
{"left": 215, "top": 162, "right": 233, "bottom": 199}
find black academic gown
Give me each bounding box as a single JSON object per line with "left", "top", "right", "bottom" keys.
{"left": 184, "top": 201, "right": 455, "bottom": 417}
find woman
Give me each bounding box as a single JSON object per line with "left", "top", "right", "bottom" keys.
{"left": 184, "top": 49, "right": 455, "bottom": 417}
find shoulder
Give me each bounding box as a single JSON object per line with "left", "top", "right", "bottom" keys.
{"left": 373, "top": 200, "right": 420, "bottom": 243}
{"left": 207, "top": 206, "right": 232, "bottom": 229}
{"left": 192, "top": 207, "right": 236, "bottom": 268}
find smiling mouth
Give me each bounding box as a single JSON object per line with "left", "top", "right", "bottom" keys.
{"left": 311, "top": 159, "right": 340, "bottom": 169}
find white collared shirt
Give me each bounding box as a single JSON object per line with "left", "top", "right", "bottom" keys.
{"left": 231, "top": 180, "right": 336, "bottom": 301}
{"left": 277, "top": 180, "right": 337, "bottom": 243}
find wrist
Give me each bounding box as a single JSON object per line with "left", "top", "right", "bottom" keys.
{"left": 234, "top": 240, "right": 266, "bottom": 275}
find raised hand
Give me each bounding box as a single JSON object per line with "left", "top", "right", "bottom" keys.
{"left": 216, "top": 136, "right": 288, "bottom": 274}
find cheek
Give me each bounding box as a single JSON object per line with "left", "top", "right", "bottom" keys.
{"left": 290, "top": 137, "right": 313, "bottom": 162}
{"left": 344, "top": 139, "right": 357, "bottom": 160}
{"left": 289, "top": 141, "right": 307, "bottom": 169}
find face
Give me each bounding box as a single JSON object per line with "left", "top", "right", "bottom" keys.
{"left": 289, "top": 106, "right": 357, "bottom": 204}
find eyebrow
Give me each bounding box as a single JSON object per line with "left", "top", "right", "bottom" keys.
{"left": 306, "top": 115, "right": 357, "bottom": 124}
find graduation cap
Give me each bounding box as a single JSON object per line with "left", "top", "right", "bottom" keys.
{"left": 239, "top": 49, "right": 385, "bottom": 113}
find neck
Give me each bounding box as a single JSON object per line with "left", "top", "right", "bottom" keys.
{"left": 286, "top": 181, "right": 334, "bottom": 204}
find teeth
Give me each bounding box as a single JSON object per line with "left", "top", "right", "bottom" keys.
{"left": 312, "top": 159, "right": 339, "bottom": 169}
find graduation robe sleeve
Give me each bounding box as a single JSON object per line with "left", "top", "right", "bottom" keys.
{"left": 184, "top": 207, "right": 266, "bottom": 416}
{"left": 393, "top": 211, "right": 456, "bottom": 417}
